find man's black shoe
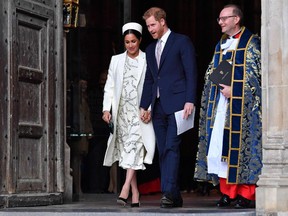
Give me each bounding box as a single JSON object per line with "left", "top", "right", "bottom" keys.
{"left": 234, "top": 195, "right": 252, "bottom": 209}
{"left": 216, "top": 194, "right": 231, "bottom": 207}
{"left": 160, "top": 195, "right": 183, "bottom": 208}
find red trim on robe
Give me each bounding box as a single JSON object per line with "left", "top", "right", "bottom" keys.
{"left": 220, "top": 178, "right": 256, "bottom": 200}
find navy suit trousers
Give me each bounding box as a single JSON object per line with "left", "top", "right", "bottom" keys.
{"left": 153, "top": 99, "right": 182, "bottom": 200}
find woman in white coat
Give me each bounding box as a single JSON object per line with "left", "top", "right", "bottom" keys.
{"left": 102, "top": 22, "right": 155, "bottom": 207}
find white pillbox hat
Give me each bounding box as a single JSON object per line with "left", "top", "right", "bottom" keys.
{"left": 122, "top": 22, "right": 142, "bottom": 35}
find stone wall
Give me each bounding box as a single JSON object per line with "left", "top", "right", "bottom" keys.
{"left": 256, "top": 0, "right": 288, "bottom": 215}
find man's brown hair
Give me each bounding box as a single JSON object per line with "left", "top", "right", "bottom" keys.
{"left": 143, "top": 7, "right": 166, "bottom": 22}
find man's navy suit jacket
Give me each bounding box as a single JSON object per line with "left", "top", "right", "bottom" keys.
{"left": 140, "top": 31, "right": 198, "bottom": 114}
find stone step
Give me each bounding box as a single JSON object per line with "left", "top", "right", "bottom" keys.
{"left": 0, "top": 193, "right": 256, "bottom": 216}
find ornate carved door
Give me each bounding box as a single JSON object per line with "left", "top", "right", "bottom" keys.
{"left": 0, "top": 0, "right": 65, "bottom": 207}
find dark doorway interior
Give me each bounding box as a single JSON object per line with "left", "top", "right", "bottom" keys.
{"left": 66, "top": 0, "right": 261, "bottom": 197}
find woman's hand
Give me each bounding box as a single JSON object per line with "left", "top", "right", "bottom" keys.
{"left": 102, "top": 111, "right": 111, "bottom": 124}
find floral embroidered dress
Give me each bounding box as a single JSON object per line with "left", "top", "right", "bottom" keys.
{"left": 114, "top": 56, "right": 145, "bottom": 170}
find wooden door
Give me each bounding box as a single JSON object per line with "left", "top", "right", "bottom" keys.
{"left": 0, "top": 0, "right": 65, "bottom": 207}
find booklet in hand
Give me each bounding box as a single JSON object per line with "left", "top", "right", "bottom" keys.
{"left": 209, "top": 60, "right": 232, "bottom": 86}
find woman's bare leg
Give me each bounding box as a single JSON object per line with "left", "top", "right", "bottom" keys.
{"left": 131, "top": 172, "right": 140, "bottom": 203}
{"left": 119, "top": 168, "right": 135, "bottom": 199}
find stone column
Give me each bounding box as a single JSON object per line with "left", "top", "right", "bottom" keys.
{"left": 256, "top": 0, "right": 288, "bottom": 214}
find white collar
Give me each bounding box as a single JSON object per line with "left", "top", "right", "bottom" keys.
{"left": 159, "top": 29, "right": 171, "bottom": 44}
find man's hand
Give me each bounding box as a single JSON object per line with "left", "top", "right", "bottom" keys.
{"left": 219, "top": 84, "right": 231, "bottom": 98}
{"left": 183, "top": 102, "right": 194, "bottom": 119}
{"left": 140, "top": 108, "right": 151, "bottom": 123}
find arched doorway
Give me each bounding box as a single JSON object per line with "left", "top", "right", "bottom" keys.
{"left": 65, "top": 0, "right": 261, "bottom": 199}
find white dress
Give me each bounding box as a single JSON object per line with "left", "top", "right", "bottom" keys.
{"left": 114, "top": 56, "right": 145, "bottom": 170}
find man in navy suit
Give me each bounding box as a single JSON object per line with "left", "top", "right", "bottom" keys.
{"left": 140, "top": 7, "right": 198, "bottom": 208}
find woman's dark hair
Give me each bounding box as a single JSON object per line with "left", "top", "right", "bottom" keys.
{"left": 123, "top": 29, "right": 142, "bottom": 40}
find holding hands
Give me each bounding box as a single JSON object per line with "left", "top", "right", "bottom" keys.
{"left": 140, "top": 108, "right": 151, "bottom": 124}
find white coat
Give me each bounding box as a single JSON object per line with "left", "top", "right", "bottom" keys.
{"left": 102, "top": 50, "right": 155, "bottom": 167}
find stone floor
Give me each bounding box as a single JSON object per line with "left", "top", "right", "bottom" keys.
{"left": 0, "top": 191, "right": 256, "bottom": 216}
